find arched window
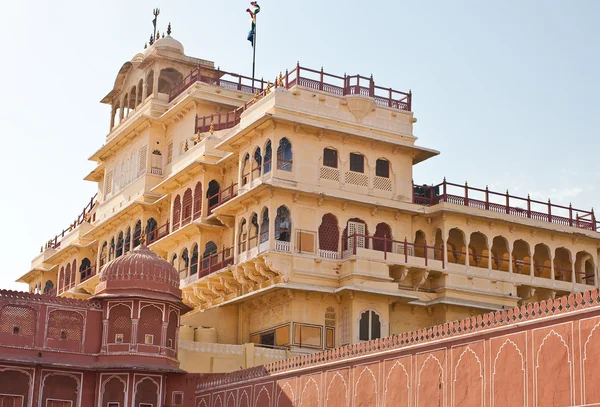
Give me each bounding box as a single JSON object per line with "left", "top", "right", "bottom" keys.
{"left": 172, "top": 195, "right": 181, "bottom": 231}
{"left": 238, "top": 219, "right": 248, "bottom": 253}
{"left": 109, "top": 237, "right": 115, "bottom": 261}
{"left": 207, "top": 180, "right": 220, "bottom": 214}
{"left": 323, "top": 148, "right": 338, "bottom": 168}
{"left": 43, "top": 280, "right": 54, "bottom": 295}
{"left": 146, "top": 218, "right": 158, "bottom": 243}
{"left": 260, "top": 208, "right": 269, "bottom": 244}
{"left": 190, "top": 244, "right": 199, "bottom": 275}
{"left": 146, "top": 70, "right": 154, "bottom": 97}
{"left": 373, "top": 222, "right": 392, "bottom": 252}
{"left": 166, "top": 310, "right": 178, "bottom": 349}
{"left": 79, "top": 258, "right": 92, "bottom": 282}
{"left": 241, "top": 153, "right": 251, "bottom": 186}
{"left": 359, "top": 310, "right": 381, "bottom": 341}
{"left": 193, "top": 182, "right": 203, "bottom": 220}
{"left": 181, "top": 188, "right": 193, "bottom": 225}
{"left": 342, "top": 218, "right": 368, "bottom": 251}
{"left": 124, "top": 227, "right": 131, "bottom": 253}
{"left": 202, "top": 241, "right": 218, "bottom": 273}
{"left": 59, "top": 267, "right": 65, "bottom": 293}
{"left": 375, "top": 159, "right": 390, "bottom": 178}
{"left": 254, "top": 147, "right": 262, "bottom": 177}
{"left": 349, "top": 153, "right": 365, "bottom": 173}
{"left": 133, "top": 221, "right": 142, "bottom": 247}
{"left": 108, "top": 304, "right": 131, "bottom": 344}
{"left": 264, "top": 140, "right": 272, "bottom": 173}
{"left": 137, "top": 305, "right": 163, "bottom": 345}
{"left": 65, "top": 263, "right": 72, "bottom": 290}
{"left": 277, "top": 138, "right": 292, "bottom": 171}
{"left": 318, "top": 214, "right": 339, "bottom": 254}
{"left": 180, "top": 249, "right": 189, "bottom": 275}
{"left": 100, "top": 242, "right": 108, "bottom": 267}
{"left": 116, "top": 232, "right": 124, "bottom": 257}
{"left": 250, "top": 213, "right": 259, "bottom": 248}
{"left": 275, "top": 206, "right": 291, "bottom": 242}
{"left": 171, "top": 253, "right": 177, "bottom": 266}
{"left": 158, "top": 68, "right": 183, "bottom": 93}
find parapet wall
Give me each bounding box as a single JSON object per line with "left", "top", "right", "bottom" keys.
{"left": 195, "top": 289, "right": 600, "bottom": 406}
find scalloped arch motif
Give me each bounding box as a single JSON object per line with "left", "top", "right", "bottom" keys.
{"left": 452, "top": 347, "right": 483, "bottom": 407}
{"left": 276, "top": 381, "right": 295, "bottom": 407}
{"left": 300, "top": 376, "right": 319, "bottom": 407}
{"left": 384, "top": 359, "right": 410, "bottom": 407}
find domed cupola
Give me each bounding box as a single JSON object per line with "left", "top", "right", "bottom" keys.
{"left": 153, "top": 35, "right": 184, "bottom": 54}
{"left": 94, "top": 244, "right": 181, "bottom": 301}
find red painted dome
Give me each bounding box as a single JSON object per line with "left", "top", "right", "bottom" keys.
{"left": 94, "top": 245, "right": 181, "bottom": 301}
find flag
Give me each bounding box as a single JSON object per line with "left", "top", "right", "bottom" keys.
{"left": 246, "top": 2, "right": 260, "bottom": 46}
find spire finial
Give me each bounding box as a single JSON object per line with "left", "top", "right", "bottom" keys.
{"left": 149, "top": 34, "right": 154, "bottom": 46}
{"left": 156, "top": 30, "right": 161, "bottom": 40}
{"left": 209, "top": 122, "right": 215, "bottom": 135}
{"left": 167, "top": 22, "right": 172, "bottom": 36}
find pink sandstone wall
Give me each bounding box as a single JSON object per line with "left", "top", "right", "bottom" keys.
{"left": 195, "top": 290, "right": 600, "bottom": 407}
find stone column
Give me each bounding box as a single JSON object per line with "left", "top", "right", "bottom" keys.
{"left": 153, "top": 64, "right": 160, "bottom": 98}
{"left": 508, "top": 246, "right": 513, "bottom": 274}
{"left": 550, "top": 253, "right": 555, "bottom": 281}
{"left": 142, "top": 79, "right": 148, "bottom": 102}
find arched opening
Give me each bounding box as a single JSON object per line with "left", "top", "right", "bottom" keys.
{"left": 554, "top": 247, "right": 572, "bottom": 282}
{"left": 318, "top": 214, "right": 339, "bottom": 257}
{"left": 190, "top": 244, "right": 199, "bottom": 275}
{"left": 146, "top": 70, "right": 154, "bottom": 98}
{"left": 491, "top": 236, "right": 510, "bottom": 272}
{"left": 133, "top": 220, "right": 142, "bottom": 247}
{"left": 202, "top": 241, "right": 218, "bottom": 274}
{"left": 171, "top": 253, "right": 177, "bottom": 266}
{"left": 180, "top": 248, "right": 189, "bottom": 277}
{"left": 238, "top": 218, "right": 248, "bottom": 254}
{"left": 145, "top": 218, "right": 158, "bottom": 243}
{"left": 43, "top": 280, "right": 54, "bottom": 295}
{"left": 512, "top": 240, "right": 531, "bottom": 275}
{"left": 59, "top": 267, "right": 65, "bottom": 293}
{"left": 108, "top": 304, "right": 131, "bottom": 344}
{"left": 264, "top": 140, "right": 272, "bottom": 173}
{"left": 112, "top": 101, "right": 121, "bottom": 129}
{"left": 576, "top": 251, "right": 596, "bottom": 285}
{"left": 275, "top": 206, "right": 292, "bottom": 250}
{"left": 158, "top": 68, "right": 183, "bottom": 94}
{"left": 129, "top": 86, "right": 137, "bottom": 111}
{"left": 414, "top": 230, "right": 427, "bottom": 258}
{"left": 166, "top": 310, "right": 178, "bottom": 349}
{"left": 123, "top": 94, "right": 129, "bottom": 117}
{"left": 343, "top": 218, "right": 368, "bottom": 251}
{"left": 116, "top": 231, "right": 124, "bottom": 257}
{"left": 373, "top": 222, "right": 392, "bottom": 252}
{"left": 533, "top": 244, "right": 552, "bottom": 278}
{"left": 109, "top": 237, "right": 115, "bottom": 261}
{"left": 468, "top": 232, "right": 489, "bottom": 268}
{"left": 250, "top": 213, "right": 259, "bottom": 249}
{"left": 253, "top": 147, "right": 262, "bottom": 178}
{"left": 134, "top": 377, "right": 159, "bottom": 407}
{"left": 359, "top": 310, "right": 381, "bottom": 341}
{"left": 100, "top": 242, "right": 108, "bottom": 267}
{"left": 193, "top": 182, "right": 203, "bottom": 220}
{"left": 207, "top": 180, "right": 220, "bottom": 214}
{"left": 137, "top": 78, "right": 143, "bottom": 106}
{"left": 137, "top": 306, "right": 163, "bottom": 345}
{"left": 79, "top": 258, "right": 92, "bottom": 282}
{"left": 241, "top": 153, "right": 250, "bottom": 186}
{"left": 172, "top": 195, "right": 181, "bottom": 231}
{"left": 447, "top": 228, "right": 466, "bottom": 264}
{"left": 124, "top": 227, "right": 131, "bottom": 253}
{"left": 277, "top": 138, "right": 293, "bottom": 171}
{"left": 181, "top": 188, "right": 193, "bottom": 225}
{"left": 260, "top": 208, "right": 269, "bottom": 245}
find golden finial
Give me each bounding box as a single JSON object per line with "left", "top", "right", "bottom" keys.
{"left": 209, "top": 122, "right": 215, "bottom": 135}
{"left": 156, "top": 30, "right": 161, "bottom": 40}
{"left": 192, "top": 129, "right": 202, "bottom": 144}
{"left": 184, "top": 139, "right": 189, "bottom": 152}
{"left": 265, "top": 81, "right": 272, "bottom": 95}
{"left": 253, "top": 90, "right": 260, "bottom": 102}
{"left": 139, "top": 234, "right": 146, "bottom": 245}
{"left": 277, "top": 73, "right": 284, "bottom": 87}
{"left": 149, "top": 34, "right": 154, "bottom": 45}
{"left": 167, "top": 22, "right": 172, "bottom": 36}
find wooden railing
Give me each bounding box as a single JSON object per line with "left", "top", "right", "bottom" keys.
{"left": 146, "top": 221, "right": 170, "bottom": 245}
{"left": 169, "top": 67, "right": 267, "bottom": 102}
{"left": 79, "top": 266, "right": 97, "bottom": 283}
{"left": 207, "top": 183, "right": 238, "bottom": 215}
{"left": 343, "top": 233, "right": 445, "bottom": 268}
{"left": 413, "top": 180, "right": 599, "bottom": 232}
{"left": 200, "top": 247, "right": 235, "bottom": 277}
{"left": 191, "top": 63, "right": 412, "bottom": 134}
{"left": 44, "top": 194, "right": 97, "bottom": 250}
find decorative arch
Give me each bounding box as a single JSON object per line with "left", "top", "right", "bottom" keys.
{"left": 275, "top": 206, "right": 292, "bottom": 243}
{"left": 414, "top": 229, "right": 427, "bottom": 259}
{"left": 47, "top": 309, "right": 83, "bottom": 341}
{"left": 260, "top": 207, "right": 270, "bottom": 245}
{"left": 447, "top": 228, "right": 466, "bottom": 264}
{"left": 512, "top": 239, "right": 531, "bottom": 275}
{"left": 277, "top": 137, "right": 293, "bottom": 171}
{"left": 491, "top": 236, "right": 510, "bottom": 272}
{"left": 182, "top": 188, "right": 193, "bottom": 225}
{"left": 137, "top": 305, "right": 163, "bottom": 346}
{"left": 190, "top": 244, "right": 199, "bottom": 275}
{"left": 533, "top": 243, "right": 552, "bottom": 278}
{"left": 264, "top": 140, "right": 272, "bottom": 173}
{"left": 0, "top": 305, "right": 36, "bottom": 336}
{"left": 373, "top": 222, "right": 392, "bottom": 252}
{"left": 207, "top": 180, "right": 221, "bottom": 214}
{"left": 107, "top": 303, "right": 132, "bottom": 344}
{"left": 554, "top": 247, "right": 573, "bottom": 282}
{"left": 239, "top": 218, "right": 248, "bottom": 254}
{"left": 172, "top": 195, "right": 182, "bottom": 231}
{"left": 469, "top": 232, "right": 489, "bottom": 268}
{"left": 318, "top": 213, "right": 339, "bottom": 254}
{"left": 100, "top": 375, "right": 127, "bottom": 407}
{"left": 193, "top": 182, "right": 203, "bottom": 219}
{"left": 134, "top": 376, "right": 160, "bottom": 407}
{"left": 166, "top": 310, "right": 179, "bottom": 350}
{"left": 133, "top": 220, "right": 142, "bottom": 247}
{"left": 146, "top": 218, "right": 158, "bottom": 242}
{"left": 358, "top": 309, "right": 381, "bottom": 341}
{"left": 342, "top": 218, "right": 368, "bottom": 251}
{"left": 116, "top": 231, "right": 124, "bottom": 257}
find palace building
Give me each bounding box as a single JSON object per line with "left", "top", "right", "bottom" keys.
{"left": 7, "top": 17, "right": 600, "bottom": 398}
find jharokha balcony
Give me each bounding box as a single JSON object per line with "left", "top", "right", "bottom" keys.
{"left": 413, "top": 179, "right": 599, "bottom": 232}
{"left": 185, "top": 63, "right": 412, "bottom": 134}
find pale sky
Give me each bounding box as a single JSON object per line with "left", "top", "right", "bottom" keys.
{"left": 0, "top": 1, "right": 598, "bottom": 290}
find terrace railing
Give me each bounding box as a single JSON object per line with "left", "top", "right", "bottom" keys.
{"left": 169, "top": 67, "right": 267, "bottom": 102}
{"left": 413, "top": 180, "right": 599, "bottom": 232}
{"left": 200, "top": 247, "right": 235, "bottom": 277}
{"left": 79, "top": 266, "right": 97, "bottom": 283}
{"left": 44, "top": 194, "right": 98, "bottom": 250}
{"left": 188, "top": 63, "right": 412, "bottom": 134}
{"left": 207, "top": 183, "right": 239, "bottom": 215}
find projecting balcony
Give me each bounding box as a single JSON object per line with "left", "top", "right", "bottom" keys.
{"left": 413, "top": 180, "right": 599, "bottom": 233}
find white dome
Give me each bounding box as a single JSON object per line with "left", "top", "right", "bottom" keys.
{"left": 153, "top": 35, "right": 184, "bottom": 54}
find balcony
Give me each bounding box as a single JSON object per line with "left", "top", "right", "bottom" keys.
{"left": 413, "top": 180, "right": 599, "bottom": 232}
{"left": 180, "top": 247, "right": 235, "bottom": 286}
{"left": 207, "top": 183, "right": 238, "bottom": 215}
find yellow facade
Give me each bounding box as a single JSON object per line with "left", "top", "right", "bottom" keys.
{"left": 18, "top": 33, "right": 600, "bottom": 373}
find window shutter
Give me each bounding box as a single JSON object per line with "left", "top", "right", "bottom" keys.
{"left": 105, "top": 171, "right": 113, "bottom": 196}
{"left": 167, "top": 143, "right": 173, "bottom": 164}
{"left": 138, "top": 145, "right": 148, "bottom": 176}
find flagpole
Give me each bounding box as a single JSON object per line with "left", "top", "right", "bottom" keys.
{"left": 252, "top": 15, "right": 257, "bottom": 92}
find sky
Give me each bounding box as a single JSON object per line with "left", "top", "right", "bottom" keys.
{"left": 0, "top": 1, "right": 598, "bottom": 290}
